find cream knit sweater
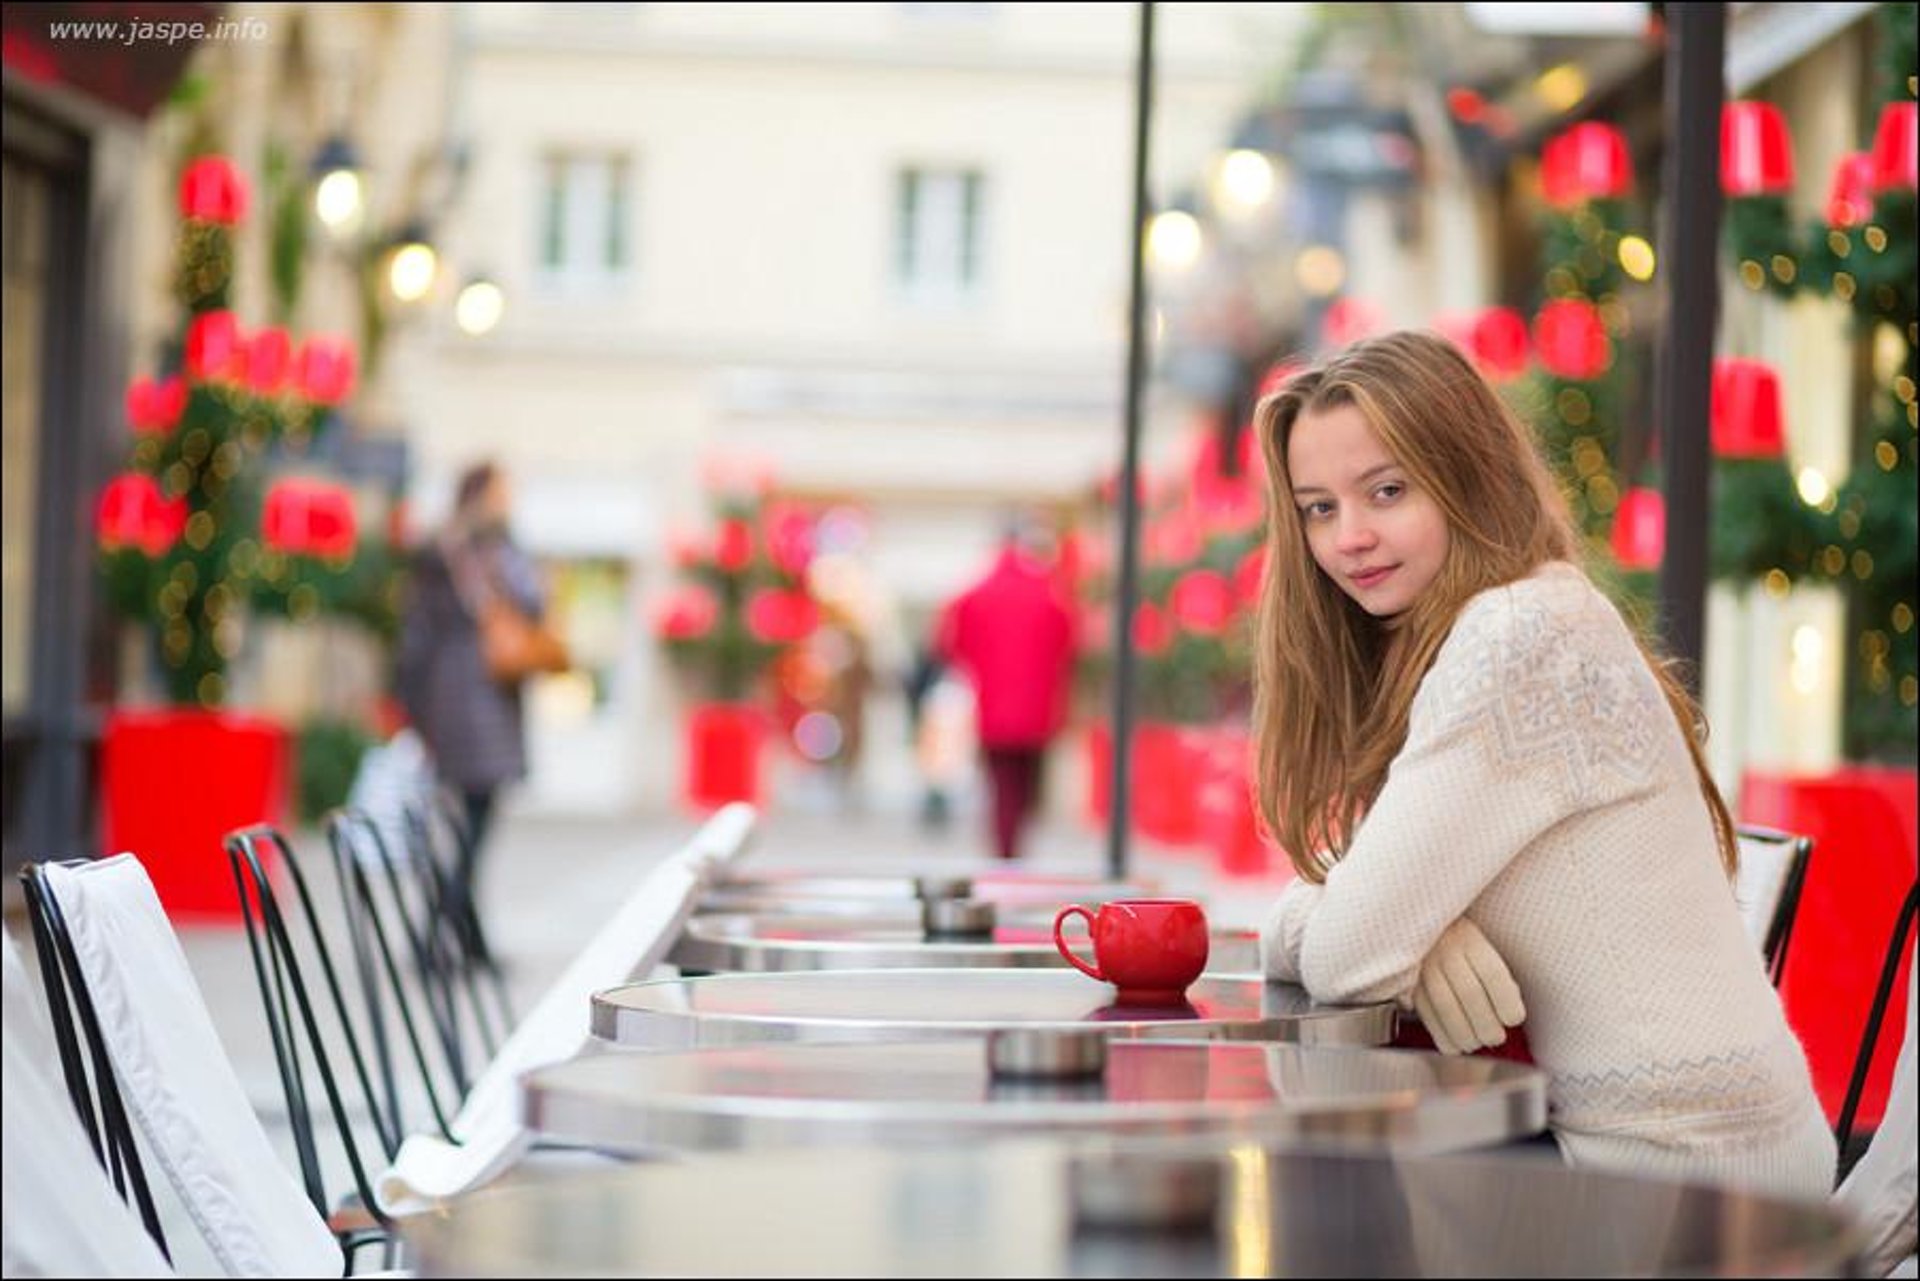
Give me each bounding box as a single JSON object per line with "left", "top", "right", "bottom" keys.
{"left": 1262, "top": 562, "right": 1837, "bottom": 1199}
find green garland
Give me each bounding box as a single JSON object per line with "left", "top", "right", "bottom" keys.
{"left": 1715, "top": 1, "right": 1916, "bottom": 759}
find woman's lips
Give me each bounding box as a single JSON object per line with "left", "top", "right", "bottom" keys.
{"left": 1351, "top": 566, "right": 1395, "bottom": 589}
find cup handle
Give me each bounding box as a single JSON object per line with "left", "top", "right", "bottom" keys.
{"left": 1052, "top": 905, "right": 1104, "bottom": 982}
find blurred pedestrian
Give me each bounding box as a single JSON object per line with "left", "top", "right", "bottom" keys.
{"left": 936, "top": 521, "right": 1077, "bottom": 860}
{"left": 1254, "top": 331, "right": 1833, "bottom": 1198}
{"left": 396, "top": 460, "right": 558, "bottom": 937}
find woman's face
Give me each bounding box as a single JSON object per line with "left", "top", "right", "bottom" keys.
{"left": 1285, "top": 402, "right": 1450, "bottom": 618}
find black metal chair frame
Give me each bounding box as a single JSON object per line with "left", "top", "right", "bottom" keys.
{"left": 1835, "top": 880, "right": 1919, "bottom": 1162}
{"left": 324, "top": 808, "right": 464, "bottom": 1142}
{"left": 1737, "top": 823, "right": 1814, "bottom": 988}
{"left": 411, "top": 785, "right": 515, "bottom": 1039}
{"left": 16, "top": 860, "right": 171, "bottom": 1264}
{"left": 223, "top": 824, "right": 399, "bottom": 1269}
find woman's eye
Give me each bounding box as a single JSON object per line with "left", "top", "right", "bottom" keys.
{"left": 1299, "top": 501, "right": 1333, "bottom": 520}
{"left": 1373, "top": 482, "right": 1404, "bottom": 502}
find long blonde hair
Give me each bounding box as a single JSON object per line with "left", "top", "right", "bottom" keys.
{"left": 1250, "top": 330, "right": 1735, "bottom": 882}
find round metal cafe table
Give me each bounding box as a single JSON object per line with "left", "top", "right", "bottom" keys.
{"left": 590, "top": 970, "right": 1395, "bottom": 1049}
{"left": 697, "top": 866, "right": 1152, "bottom": 917}
{"left": 523, "top": 1040, "right": 1546, "bottom": 1155}
{"left": 669, "top": 912, "right": 1264, "bottom": 975}
{"left": 405, "top": 1138, "right": 1864, "bottom": 1278}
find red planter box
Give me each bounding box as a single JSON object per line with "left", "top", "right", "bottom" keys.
{"left": 1741, "top": 766, "right": 1917, "bottom": 1129}
{"left": 100, "top": 708, "right": 289, "bottom": 924}
{"left": 684, "top": 702, "right": 766, "bottom": 811}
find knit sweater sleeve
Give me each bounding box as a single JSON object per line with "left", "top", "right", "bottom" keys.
{"left": 1261, "top": 572, "right": 1666, "bottom": 999}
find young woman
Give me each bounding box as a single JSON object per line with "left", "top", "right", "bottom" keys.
{"left": 1254, "top": 330, "right": 1835, "bottom": 1198}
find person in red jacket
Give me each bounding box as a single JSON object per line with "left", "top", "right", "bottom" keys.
{"left": 936, "top": 523, "right": 1078, "bottom": 860}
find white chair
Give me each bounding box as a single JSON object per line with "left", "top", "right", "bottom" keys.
{"left": 373, "top": 803, "right": 758, "bottom": 1215}
{"left": 1734, "top": 825, "right": 1812, "bottom": 986}
{"left": 1834, "top": 894, "right": 1918, "bottom": 1279}
{"left": 32, "top": 855, "right": 348, "bottom": 1278}
{"left": 2, "top": 923, "right": 174, "bottom": 1278}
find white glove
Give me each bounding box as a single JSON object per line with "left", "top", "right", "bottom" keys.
{"left": 1407, "top": 917, "right": 1526, "bottom": 1055}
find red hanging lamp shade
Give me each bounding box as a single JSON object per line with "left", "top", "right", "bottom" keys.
{"left": 184, "top": 311, "right": 244, "bottom": 384}
{"left": 262, "top": 478, "right": 358, "bottom": 560}
{"left": 1169, "top": 570, "right": 1235, "bottom": 636}
{"left": 744, "top": 588, "right": 818, "bottom": 645}
{"left": 1827, "top": 152, "right": 1877, "bottom": 227}
{"left": 125, "top": 375, "right": 187, "bottom": 435}
{"left": 653, "top": 585, "right": 719, "bottom": 641}
{"left": 178, "top": 155, "right": 249, "bottom": 225}
{"left": 293, "top": 336, "right": 357, "bottom": 406}
{"left": 244, "top": 327, "right": 293, "bottom": 397}
{"left": 1470, "top": 306, "right": 1531, "bottom": 380}
{"left": 1321, "top": 296, "right": 1385, "bottom": 349}
{"left": 1534, "top": 299, "right": 1611, "bottom": 380}
{"left": 1610, "top": 487, "right": 1665, "bottom": 571}
{"left": 97, "top": 474, "right": 186, "bottom": 556}
{"left": 1869, "top": 101, "right": 1918, "bottom": 192}
{"left": 1540, "top": 122, "right": 1634, "bottom": 207}
{"left": 1710, "top": 359, "right": 1787, "bottom": 459}
{"left": 1720, "top": 102, "right": 1795, "bottom": 196}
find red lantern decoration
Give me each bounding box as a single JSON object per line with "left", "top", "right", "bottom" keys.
{"left": 1610, "top": 487, "right": 1665, "bottom": 571}
{"left": 1533, "top": 299, "right": 1611, "bottom": 380}
{"left": 184, "top": 311, "right": 243, "bottom": 383}
{"left": 744, "top": 588, "right": 818, "bottom": 644}
{"left": 714, "top": 518, "right": 754, "bottom": 573}
{"left": 1827, "top": 152, "right": 1877, "bottom": 227}
{"left": 1540, "top": 122, "right": 1633, "bottom": 207}
{"left": 762, "top": 503, "right": 815, "bottom": 579}
{"left": 1720, "top": 102, "right": 1795, "bottom": 196}
{"left": 1869, "top": 101, "right": 1918, "bottom": 192}
{"left": 97, "top": 474, "right": 186, "bottom": 556}
{"left": 125, "top": 376, "right": 187, "bottom": 435}
{"left": 1470, "top": 306, "right": 1530, "bottom": 380}
{"left": 1169, "top": 570, "right": 1235, "bottom": 636}
{"left": 1233, "top": 546, "right": 1267, "bottom": 607}
{"left": 244, "top": 328, "right": 293, "bottom": 397}
{"left": 1321, "top": 296, "right": 1385, "bottom": 349}
{"left": 653, "top": 586, "right": 719, "bottom": 641}
{"left": 1255, "top": 360, "right": 1303, "bottom": 401}
{"left": 178, "top": 155, "right": 249, "bottom": 225}
{"left": 293, "top": 337, "right": 357, "bottom": 405}
{"left": 1132, "top": 601, "right": 1173, "bottom": 656}
{"left": 263, "top": 478, "right": 357, "bottom": 560}
{"left": 1711, "top": 359, "right": 1787, "bottom": 459}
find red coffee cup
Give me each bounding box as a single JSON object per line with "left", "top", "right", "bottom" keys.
{"left": 1052, "top": 898, "right": 1210, "bottom": 1004}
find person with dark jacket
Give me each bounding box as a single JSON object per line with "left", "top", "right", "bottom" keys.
{"left": 396, "top": 461, "right": 548, "bottom": 917}
{"left": 936, "top": 525, "right": 1077, "bottom": 860}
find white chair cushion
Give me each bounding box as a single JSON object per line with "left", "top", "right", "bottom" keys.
{"left": 3, "top": 924, "right": 175, "bottom": 1278}
{"left": 374, "top": 804, "right": 756, "bottom": 1215}
{"left": 1836, "top": 949, "right": 1918, "bottom": 1279}
{"left": 44, "top": 856, "right": 343, "bottom": 1278}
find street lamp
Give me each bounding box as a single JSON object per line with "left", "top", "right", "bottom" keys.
{"left": 454, "top": 275, "right": 505, "bottom": 336}
{"left": 311, "top": 133, "right": 365, "bottom": 240}
{"left": 385, "top": 221, "right": 439, "bottom": 304}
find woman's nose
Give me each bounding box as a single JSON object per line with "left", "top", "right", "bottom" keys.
{"left": 1334, "top": 511, "right": 1377, "bottom": 553}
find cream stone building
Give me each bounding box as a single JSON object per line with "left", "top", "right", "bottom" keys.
{"left": 404, "top": 2, "right": 1309, "bottom": 813}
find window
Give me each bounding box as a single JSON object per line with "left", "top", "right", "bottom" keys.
{"left": 536, "top": 151, "right": 632, "bottom": 292}
{"left": 895, "top": 167, "right": 986, "bottom": 304}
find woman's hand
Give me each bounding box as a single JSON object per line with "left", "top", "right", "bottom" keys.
{"left": 1407, "top": 917, "right": 1526, "bottom": 1055}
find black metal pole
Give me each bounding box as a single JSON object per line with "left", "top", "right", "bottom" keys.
{"left": 1108, "top": 0, "right": 1155, "bottom": 882}
{"left": 1655, "top": 1, "right": 1724, "bottom": 692}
